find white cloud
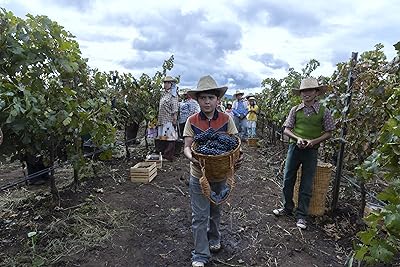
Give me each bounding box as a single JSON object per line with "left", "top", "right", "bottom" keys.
{"left": 2, "top": 0, "right": 399, "bottom": 94}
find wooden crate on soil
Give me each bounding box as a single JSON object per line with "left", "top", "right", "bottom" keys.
{"left": 130, "top": 162, "right": 157, "bottom": 183}
{"left": 247, "top": 138, "right": 258, "bottom": 147}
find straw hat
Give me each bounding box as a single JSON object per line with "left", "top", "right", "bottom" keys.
{"left": 187, "top": 75, "right": 228, "bottom": 99}
{"left": 233, "top": 90, "right": 244, "bottom": 97}
{"left": 247, "top": 96, "right": 256, "bottom": 101}
{"left": 293, "top": 77, "right": 328, "bottom": 96}
{"left": 163, "top": 76, "right": 177, "bottom": 83}
{"left": 245, "top": 93, "right": 255, "bottom": 100}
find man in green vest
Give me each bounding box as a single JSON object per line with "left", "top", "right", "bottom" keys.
{"left": 273, "top": 77, "right": 335, "bottom": 229}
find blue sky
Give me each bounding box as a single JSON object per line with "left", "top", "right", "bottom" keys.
{"left": 1, "top": 0, "right": 399, "bottom": 95}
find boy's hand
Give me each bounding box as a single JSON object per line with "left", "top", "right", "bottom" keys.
{"left": 190, "top": 156, "right": 200, "bottom": 167}
{"left": 305, "top": 139, "right": 317, "bottom": 148}
{"left": 296, "top": 138, "right": 308, "bottom": 149}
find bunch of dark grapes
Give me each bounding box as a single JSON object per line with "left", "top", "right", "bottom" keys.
{"left": 194, "top": 128, "right": 239, "bottom": 155}
{"left": 194, "top": 128, "right": 216, "bottom": 145}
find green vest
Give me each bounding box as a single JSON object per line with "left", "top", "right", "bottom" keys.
{"left": 292, "top": 105, "right": 325, "bottom": 141}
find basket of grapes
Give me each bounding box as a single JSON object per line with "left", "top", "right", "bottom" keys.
{"left": 191, "top": 128, "right": 241, "bottom": 205}
{"left": 191, "top": 128, "right": 241, "bottom": 182}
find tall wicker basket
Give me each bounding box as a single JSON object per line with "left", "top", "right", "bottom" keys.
{"left": 191, "top": 136, "right": 241, "bottom": 205}
{"left": 293, "top": 161, "right": 333, "bottom": 216}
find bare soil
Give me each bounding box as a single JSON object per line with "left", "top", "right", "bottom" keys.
{"left": 0, "top": 141, "right": 366, "bottom": 267}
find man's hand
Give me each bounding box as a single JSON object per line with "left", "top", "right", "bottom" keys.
{"left": 234, "top": 152, "right": 244, "bottom": 170}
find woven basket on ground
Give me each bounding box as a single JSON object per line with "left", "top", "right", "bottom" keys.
{"left": 192, "top": 135, "right": 241, "bottom": 205}
{"left": 293, "top": 161, "right": 333, "bottom": 216}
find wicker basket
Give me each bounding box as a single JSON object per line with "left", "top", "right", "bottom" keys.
{"left": 199, "top": 174, "right": 235, "bottom": 205}
{"left": 192, "top": 135, "right": 241, "bottom": 205}
{"left": 293, "top": 161, "right": 332, "bottom": 216}
{"left": 191, "top": 135, "right": 241, "bottom": 182}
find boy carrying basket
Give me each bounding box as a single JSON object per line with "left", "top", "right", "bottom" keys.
{"left": 183, "top": 75, "right": 243, "bottom": 267}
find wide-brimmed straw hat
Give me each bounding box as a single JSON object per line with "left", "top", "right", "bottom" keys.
{"left": 245, "top": 93, "right": 255, "bottom": 100}
{"left": 247, "top": 96, "right": 256, "bottom": 101}
{"left": 233, "top": 90, "right": 244, "bottom": 97}
{"left": 187, "top": 75, "right": 228, "bottom": 99}
{"left": 163, "top": 76, "right": 177, "bottom": 83}
{"left": 293, "top": 77, "right": 328, "bottom": 96}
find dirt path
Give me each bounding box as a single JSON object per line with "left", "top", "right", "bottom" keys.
{"left": 68, "top": 144, "right": 345, "bottom": 266}
{"left": 0, "top": 142, "right": 350, "bottom": 267}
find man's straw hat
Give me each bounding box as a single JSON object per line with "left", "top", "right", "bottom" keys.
{"left": 163, "top": 76, "right": 177, "bottom": 83}
{"left": 233, "top": 90, "right": 245, "bottom": 97}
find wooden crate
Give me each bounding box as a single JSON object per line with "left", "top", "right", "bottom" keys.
{"left": 247, "top": 138, "right": 258, "bottom": 147}
{"left": 130, "top": 162, "right": 157, "bottom": 183}
{"left": 145, "top": 153, "right": 163, "bottom": 169}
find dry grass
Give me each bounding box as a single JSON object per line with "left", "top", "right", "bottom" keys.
{"left": 1, "top": 197, "right": 132, "bottom": 266}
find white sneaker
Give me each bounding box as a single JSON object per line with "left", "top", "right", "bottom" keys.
{"left": 296, "top": 218, "right": 307, "bottom": 229}
{"left": 272, "top": 207, "right": 292, "bottom": 216}
{"left": 192, "top": 261, "right": 204, "bottom": 267}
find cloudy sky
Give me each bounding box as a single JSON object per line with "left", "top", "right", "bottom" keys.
{"left": 1, "top": 0, "right": 399, "bottom": 94}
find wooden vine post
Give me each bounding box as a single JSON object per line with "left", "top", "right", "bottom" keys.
{"left": 331, "top": 52, "right": 358, "bottom": 212}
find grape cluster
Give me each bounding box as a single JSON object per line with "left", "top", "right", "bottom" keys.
{"left": 194, "top": 128, "right": 239, "bottom": 155}
{"left": 194, "top": 128, "right": 216, "bottom": 143}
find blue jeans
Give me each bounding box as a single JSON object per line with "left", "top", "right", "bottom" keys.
{"left": 233, "top": 116, "right": 248, "bottom": 140}
{"left": 282, "top": 143, "right": 318, "bottom": 219}
{"left": 189, "top": 175, "right": 224, "bottom": 263}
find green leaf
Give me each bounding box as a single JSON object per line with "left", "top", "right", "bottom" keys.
{"left": 370, "top": 243, "right": 394, "bottom": 263}
{"left": 384, "top": 213, "right": 400, "bottom": 236}
{"left": 378, "top": 188, "right": 399, "bottom": 204}
{"left": 357, "top": 229, "right": 375, "bottom": 245}
{"left": 354, "top": 245, "right": 369, "bottom": 260}
{"left": 98, "top": 149, "right": 113, "bottom": 160}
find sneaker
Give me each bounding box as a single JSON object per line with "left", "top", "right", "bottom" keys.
{"left": 272, "top": 208, "right": 291, "bottom": 216}
{"left": 296, "top": 218, "right": 307, "bottom": 229}
{"left": 192, "top": 261, "right": 204, "bottom": 267}
{"left": 210, "top": 243, "right": 221, "bottom": 252}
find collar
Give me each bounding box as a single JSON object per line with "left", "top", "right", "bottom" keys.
{"left": 295, "top": 101, "right": 320, "bottom": 113}
{"left": 199, "top": 110, "right": 219, "bottom": 120}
